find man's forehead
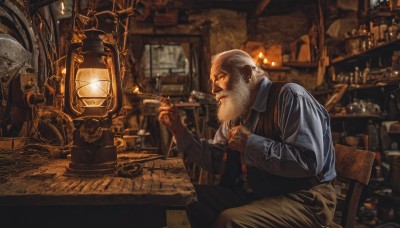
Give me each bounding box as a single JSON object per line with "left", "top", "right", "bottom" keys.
{"left": 210, "top": 67, "right": 227, "bottom": 79}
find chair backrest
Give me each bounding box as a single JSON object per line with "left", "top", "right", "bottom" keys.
{"left": 334, "top": 144, "right": 376, "bottom": 228}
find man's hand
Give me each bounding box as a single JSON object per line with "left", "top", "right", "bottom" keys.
{"left": 157, "top": 98, "right": 185, "bottom": 139}
{"left": 227, "top": 126, "right": 252, "bottom": 153}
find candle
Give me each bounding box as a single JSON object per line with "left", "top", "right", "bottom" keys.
{"left": 257, "top": 52, "right": 264, "bottom": 66}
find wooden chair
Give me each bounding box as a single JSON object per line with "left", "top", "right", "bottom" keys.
{"left": 333, "top": 144, "right": 376, "bottom": 228}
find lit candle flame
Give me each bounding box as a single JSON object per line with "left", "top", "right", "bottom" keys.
{"left": 258, "top": 52, "right": 263, "bottom": 59}
{"left": 60, "top": 1, "right": 65, "bottom": 15}
{"left": 271, "top": 61, "right": 276, "bottom": 67}
{"left": 132, "top": 85, "right": 140, "bottom": 94}
{"left": 263, "top": 58, "right": 269, "bottom": 65}
{"left": 131, "top": 85, "right": 161, "bottom": 99}
{"left": 61, "top": 67, "right": 66, "bottom": 75}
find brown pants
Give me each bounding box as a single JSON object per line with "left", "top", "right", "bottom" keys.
{"left": 186, "top": 182, "right": 337, "bottom": 228}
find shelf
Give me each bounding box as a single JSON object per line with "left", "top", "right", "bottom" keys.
{"left": 349, "top": 77, "right": 400, "bottom": 91}
{"left": 311, "top": 89, "right": 333, "bottom": 96}
{"left": 331, "top": 78, "right": 400, "bottom": 92}
{"left": 332, "top": 39, "right": 400, "bottom": 66}
{"left": 283, "top": 62, "right": 318, "bottom": 68}
{"left": 330, "top": 114, "right": 382, "bottom": 119}
{"left": 369, "top": 10, "right": 400, "bottom": 19}
{"left": 261, "top": 66, "right": 291, "bottom": 71}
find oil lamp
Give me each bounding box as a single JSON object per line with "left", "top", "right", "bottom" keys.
{"left": 65, "top": 28, "right": 122, "bottom": 174}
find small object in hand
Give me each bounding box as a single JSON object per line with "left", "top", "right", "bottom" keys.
{"left": 158, "top": 96, "right": 172, "bottom": 107}
{"left": 159, "top": 97, "right": 172, "bottom": 121}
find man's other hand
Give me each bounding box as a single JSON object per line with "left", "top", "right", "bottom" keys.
{"left": 227, "top": 126, "right": 252, "bottom": 153}
{"left": 157, "top": 100, "right": 185, "bottom": 139}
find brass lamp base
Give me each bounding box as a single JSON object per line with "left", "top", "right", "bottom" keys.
{"left": 67, "top": 122, "right": 117, "bottom": 175}
{"left": 67, "top": 162, "right": 116, "bottom": 175}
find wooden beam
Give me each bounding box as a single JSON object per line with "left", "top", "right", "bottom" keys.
{"left": 317, "top": 0, "right": 327, "bottom": 86}
{"left": 153, "top": 0, "right": 257, "bottom": 12}
{"left": 253, "top": 0, "right": 271, "bottom": 17}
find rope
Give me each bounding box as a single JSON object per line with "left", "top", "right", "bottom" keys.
{"left": 116, "top": 161, "right": 143, "bottom": 178}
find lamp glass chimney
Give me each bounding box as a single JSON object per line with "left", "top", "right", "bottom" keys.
{"left": 75, "top": 65, "right": 110, "bottom": 107}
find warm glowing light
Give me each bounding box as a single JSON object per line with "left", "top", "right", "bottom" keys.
{"left": 60, "top": 1, "right": 65, "bottom": 15}
{"left": 75, "top": 68, "right": 110, "bottom": 106}
{"left": 263, "top": 58, "right": 269, "bottom": 65}
{"left": 271, "top": 61, "right": 276, "bottom": 67}
{"left": 61, "top": 67, "right": 66, "bottom": 75}
{"left": 132, "top": 85, "right": 140, "bottom": 94}
{"left": 89, "top": 80, "right": 102, "bottom": 92}
{"left": 258, "top": 52, "right": 263, "bottom": 59}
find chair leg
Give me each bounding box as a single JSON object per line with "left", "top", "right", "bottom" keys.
{"left": 167, "top": 140, "right": 175, "bottom": 158}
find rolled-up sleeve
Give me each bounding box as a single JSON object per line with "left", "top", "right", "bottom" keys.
{"left": 175, "top": 124, "right": 228, "bottom": 174}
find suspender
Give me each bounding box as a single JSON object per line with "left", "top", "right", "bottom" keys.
{"left": 218, "top": 81, "right": 324, "bottom": 197}
{"left": 219, "top": 81, "right": 287, "bottom": 188}
{"left": 249, "top": 81, "right": 324, "bottom": 197}
{"left": 255, "top": 81, "right": 287, "bottom": 141}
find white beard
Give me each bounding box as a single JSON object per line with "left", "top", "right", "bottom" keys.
{"left": 216, "top": 77, "right": 250, "bottom": 123}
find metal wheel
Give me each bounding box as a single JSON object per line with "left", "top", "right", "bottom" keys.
{"left": 30, "top": 106, "right": 74, "bottom": 146}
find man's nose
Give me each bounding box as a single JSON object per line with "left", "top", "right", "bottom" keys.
{"left": 211, "top": 83, "right": 222, "bottom": 94}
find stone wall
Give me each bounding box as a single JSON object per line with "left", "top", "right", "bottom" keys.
{"left": 254, "top": 11, "right": 310, "bottom": 54}
{"left": 131, "top": 9, "right": 248, "bottom": 53}
{"left": 130, "top": 5, "right": 320, "bottom": 89}
{"left": 254, "top": 6, "right": 319, "bottom": 89}
{"left": 189, "top": 9, "right": 248, "bottom": 55}
{"left": 252, "top": 5, "right": 319, "bottom": 89}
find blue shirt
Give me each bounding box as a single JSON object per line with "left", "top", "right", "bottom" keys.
{"left": 176, "top": 77, "right": 336, "bottom": 182}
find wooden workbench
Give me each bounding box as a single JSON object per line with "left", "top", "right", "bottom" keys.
{"left": 0, "top": 152, "right": 197, "bottom": 227}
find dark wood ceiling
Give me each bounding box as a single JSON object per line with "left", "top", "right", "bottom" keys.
{"left": 32, "top": 0, "right": 318, "bottom": 21}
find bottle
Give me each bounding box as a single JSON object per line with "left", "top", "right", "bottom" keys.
{"left": 367, "top": 32, "right": 374, "bottom": 49}
{"left": 367, "top": 120, "right": 380, "bottom": 151}
{"left": 349, "top": 72, "right": 354, "bottom": 86}
{"left": 378, "top": 18, "right": 388, "bottom": 45}
{"left": 362, "top": 64, "right": 370, "bottom": 84}
{"left": 354, "top": 67, "right": 361, "bottom": 85}
{"left": 359, "top": 25, "right": 368, "bottom": 51}
{"left": 359, "top": 24, "right": 368, "bottom": 35}
{"left": 329, "top": 66, "right": 336, "bottom": 82}
{"left": 389, "top": 18, "right": 399, "bottom": 41}
{"left": 392, "top": 51, "right": 400, "bottom": 70}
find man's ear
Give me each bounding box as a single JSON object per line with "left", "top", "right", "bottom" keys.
{"left": 242, "top": 65, "right": 252, "bottom": 83}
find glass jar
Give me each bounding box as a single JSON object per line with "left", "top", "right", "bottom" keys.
{"left": 388, "top": 18, "right": 399, "bottom": 41}
{"left": 392, "top": 51, "right": 400, "bottom": 75}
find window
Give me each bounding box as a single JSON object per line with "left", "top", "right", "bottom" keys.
{"left": 140, "top": 43, "right": 197, "bottom": 96}
{"left": 141, "top": 44, "right": 189, "bottom": 78}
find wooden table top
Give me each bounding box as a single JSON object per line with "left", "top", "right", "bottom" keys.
{"left": 0, "top": 153, "right": 197, "bottom": 207}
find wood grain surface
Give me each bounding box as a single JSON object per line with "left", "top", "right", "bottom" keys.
{"left": 0, "top": 153, "right": 197, "bottom": 207}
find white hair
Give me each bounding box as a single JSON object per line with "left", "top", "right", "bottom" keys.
{"left": 211, "top": 49, "right": 267, "bottom": 85}
{"left": 211, "top": 49, "right": 268, "bottom": 122}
